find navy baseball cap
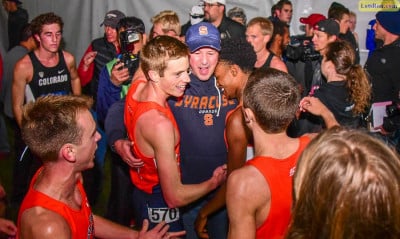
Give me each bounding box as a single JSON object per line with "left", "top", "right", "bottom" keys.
{"left": 314, "top": 19, "right": 340, "bottom": 36}
{"left": 100, "top": 10, "right": 125, "bottom": 28}
{"left": 185, "top": 22, "right": 221, "bottom": 52}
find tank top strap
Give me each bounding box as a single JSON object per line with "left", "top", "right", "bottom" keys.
{"left": 265, "top": 51, "right": 275, "bottom": 67}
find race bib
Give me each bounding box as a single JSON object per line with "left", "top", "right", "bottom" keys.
{"left": 147, "top": 207, "right": 180, "bottom": 224}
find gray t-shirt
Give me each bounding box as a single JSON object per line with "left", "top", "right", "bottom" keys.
{"left": 1, "top": 45, "right": 29, "bottom": 118}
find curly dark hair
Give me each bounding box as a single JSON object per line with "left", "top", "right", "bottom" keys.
{"left": 30, "top": 12, "right": 64, "bottom": 35}
{"left": 219, "top": 38, "right": 256, "bottom": 73}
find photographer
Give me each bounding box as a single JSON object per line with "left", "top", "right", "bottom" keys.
{"left": 286, "top": 13, "right": 326, "bottom": 96}
{"left": 287, "top": 18, "right": 341, "bottom": 137}
{"left": 96, "top": 16, "right": 146, "bottom": 126}
{"left": 95, "top": 16, "right": 146, "bottom": 227}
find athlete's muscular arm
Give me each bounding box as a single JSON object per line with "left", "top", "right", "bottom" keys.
{"left": 64, "top": 51, "right": 81, "bottom": 95}
{"left": 19, "top": 207, "right": 71, "bottom": 239}
{"left": 19, "top": 206, "right": 183, "bottom": 239}
{"left": 195, "top": 107, "right": 249, "bottom": 238}
{"left": 227, "top": 167, "right": 270, "bottom": 239}
{"left": 12, "top": 55, "right": 33, "bottom": 127}
{"left": 137, "top": 110, "right": 227, "bottom": 208}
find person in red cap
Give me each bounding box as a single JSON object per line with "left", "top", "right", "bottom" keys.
{"left": 285, "top": 13, "right": 326, "bottom": 96}
{"left": 285, "top": 19, "right": 339, "bottom": 137}
{"left": 300, "top": 13, "right": 326, "bottom": 37}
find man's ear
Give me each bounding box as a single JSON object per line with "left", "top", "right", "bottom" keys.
{"left": 230, "top": 64, "right": 239, "bottom": 77}
{"left": 264, "top": 34, "right": 271, "bottom": 44}
{"left": 148, "top": 70, "right": 160, "bottom": 83}
{"left": 328, "top": 35, "right": 337, "bottom": 43}
{"left": 242, "top": 106, "right": 256, "bottom": 125}
{"left": 61, "top": 144, "right": 76, "bottom": 163}
{"left": 33, "top": 34, "right": 40, "bottom": 43}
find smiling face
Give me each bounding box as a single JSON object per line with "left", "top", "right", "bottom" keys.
{"left": 189, "top": 47, "right": 219, "bottom": 81}
{"left": 214, "top": 61, "right": 247, "bottom": 100}
{"left": 215, "top": 62, "right": 234, "bottom": 98}
{"left": 158, "top": 56, "right": 191, "bottom": 98}
{"left": 282, "top": 27, "right": 290, "bottom": 49}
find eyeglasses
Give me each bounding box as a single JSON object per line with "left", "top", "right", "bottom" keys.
{"left": 191, "top": 15, "right": 204, "bottom": 19}
{"left": 203, "top": 3, "right": 221, "bottom": 8}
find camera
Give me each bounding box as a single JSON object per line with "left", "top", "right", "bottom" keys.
{"left": 117, "top": 29, "right": 140, "bottom": 82}
{"left": 382, "top": 102, "right": 400, "bottom": 133}
{"left": 286, "top": 35, "right": 320, "bottom": 62}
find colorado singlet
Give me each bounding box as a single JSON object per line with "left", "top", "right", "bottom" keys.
{"left": 26, "top": 50, "right": 72, "bottom": 101}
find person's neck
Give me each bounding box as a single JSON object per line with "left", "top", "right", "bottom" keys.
{"left": 142, "top": 81, "right": 169, "bottom": 107}
{"left": 327, "top": 72, "right": 346, "bottom": 82}
{"left": 383, "top": 34, "right": 399, "bottom": 46}
{"left": 112, "top": 41, "right": 120, "bottom": 53}
{"left": 255, "top": 48, "right": 270, "bottom": 67}
{"left": 252, "top": 129, "right": 295, "bottom": 159}
{"left": 34, "top": 164, "right": 81, "bottom": 204}
{"left": 211, "top": 15, "right": 223, "bottom": 28}
{"left": 36, "top": 48, "right": 58, "bottom": 60}
{"left": 34, "top": 48, "right": 59, "bottom": 67}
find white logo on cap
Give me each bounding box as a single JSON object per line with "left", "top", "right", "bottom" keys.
{"left": 107, "top": 13, "right": 117, "bottom": 18}
{"left": 198, "top": 26, "right": 209, "bottom": 36}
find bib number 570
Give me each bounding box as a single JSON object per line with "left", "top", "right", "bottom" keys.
{"left": 148, "top": 207, "right": 180, "bottom": 223}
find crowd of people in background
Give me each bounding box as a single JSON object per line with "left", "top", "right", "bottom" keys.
{"left": 0, "top": 0, "right": 400, "bottom": 238}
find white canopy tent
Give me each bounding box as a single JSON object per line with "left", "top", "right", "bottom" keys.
{"left": 0, "top": 0, "right": 376, "bottom": 65}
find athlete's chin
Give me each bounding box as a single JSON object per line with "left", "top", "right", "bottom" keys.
{"left": 172, "top": 91, "right": 185, "bottom": 98}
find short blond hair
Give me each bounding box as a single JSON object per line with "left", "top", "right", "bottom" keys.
{"left": 247, "top": 17, "right": 273, "bottom": 36}
{"left": 151, "top": 10, "right": 181, "bottom": 36}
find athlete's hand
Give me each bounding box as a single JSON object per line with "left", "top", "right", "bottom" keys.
{"left": 210, "top": 164, "right": 227, "bottom": 189}
{"left": 137, "top": 219, "right": 186, "bottom": 239}
{"left": 0, "top": 218, "right": 17, "bottom": 236}
{"left": 194, "top": 211, "right": 209, "bottom": 239}
{"left": 113, "top": 139, "right": 144, "bottom": 168}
